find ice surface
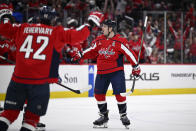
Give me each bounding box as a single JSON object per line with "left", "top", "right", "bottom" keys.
{"left": 7, "top": 94, "right": 196, "bottom": 131}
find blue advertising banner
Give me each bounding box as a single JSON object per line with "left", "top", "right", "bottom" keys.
{"left": 88, "top": 65, "right": 94, "bottom": 97}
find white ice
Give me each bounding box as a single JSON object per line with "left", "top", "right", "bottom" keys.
{"left": 6, "top": 94, "right": 196, "bottom": 131}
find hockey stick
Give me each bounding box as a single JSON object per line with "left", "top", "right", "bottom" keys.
{"left": 120, "top": 16, "right": 148, "bottom": 97}
{"left": 0, "top": 55, "right": 15, "bottom": 64}
{"left": 56, "top": 82, "right": 92, "bottom": 94}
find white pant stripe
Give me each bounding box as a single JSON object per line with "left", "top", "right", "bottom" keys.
{"left": 22, "top": 123, "right": 36, "bottom": 131}
{"left": 0, "top": 117, "right": 11, "bottom": 126}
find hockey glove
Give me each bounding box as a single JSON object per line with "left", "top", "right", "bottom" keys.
{"left": 88, "top": 11, "right": 104, "bottom": 27}
{"left": 58, "top": 76, "right": 62, "bottom": 83}
{"left": 70, "top": 50, "right": 82, "bottom": 64}
{"left": 132, "top": 64, "right": 141, "bottom": 78}
{"left": 0, "top": 3, "right": 13, "bottom": 23}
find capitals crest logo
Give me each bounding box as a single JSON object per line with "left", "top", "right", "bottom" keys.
{"left": 98, "top": 43, "right": 115, "bottom": 58}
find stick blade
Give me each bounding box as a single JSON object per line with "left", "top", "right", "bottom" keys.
{"left": 120, "top": 91, "right": 133, "bottom": 97}
{"left": 74, "top": 90, "right": 81, "bottom": 94}
{"left": 80, "top": 85, "right": 92, "bottom": 93}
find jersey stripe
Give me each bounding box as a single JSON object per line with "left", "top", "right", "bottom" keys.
{"left": 121, "top": 44, "right": 137, "bottom": 64}
{"left": 97, "top": 101, "right": 107, "bottom": 104}
{"left": 76, "top": 24, "right": 89, "bottom": 31}
{"left": 83, "top": 42, "right": 97, "bottom": 55}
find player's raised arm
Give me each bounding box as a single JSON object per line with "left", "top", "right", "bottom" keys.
{"left": 82, "top": 39, "right": 99, "bottom": 60}
{"left": 60, "top": 11, "right": 104, "bottom": 46}
{"left": 58, "top": 24, "right": 90, "bottom": 46}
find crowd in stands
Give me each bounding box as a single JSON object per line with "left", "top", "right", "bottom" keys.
{"left": 0, "top": 0, "right": 196, "bottom": 64}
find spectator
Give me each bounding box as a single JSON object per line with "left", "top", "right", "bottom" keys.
{"left": 115, "top": 0, "right": 127, "bottom": 16}
{"left": 128, "top": 32, "right": 146, "bottom": 63}
{"left": 103, "top": 0, "right": 115, "bottom": 20}
{"left": 0, "top": 0, "right": 196, "bottom": 64}
{"left": 168, "top": 20, "right": 191, "bottom": 63}
{"left": 149, "top": 47, "right": 158, "bottom": 64}
{"left": 190, "top": 36, "right": 196, "bottom": 63}
{"left": 145, "top": 21, "right": 157, "bottom": 48}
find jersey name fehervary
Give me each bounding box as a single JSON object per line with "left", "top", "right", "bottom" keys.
{"left": 23, "top": 27, "right": 53, "bottom": 35}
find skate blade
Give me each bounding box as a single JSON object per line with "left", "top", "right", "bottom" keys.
{"left": 124, "top": 125, "right": 130, "bottom": 129}
{"left": 93, "top": 122, "right": 108, "bottom": 128}
{"left": 35, "top": 127, "right": 45, "bottom": 131}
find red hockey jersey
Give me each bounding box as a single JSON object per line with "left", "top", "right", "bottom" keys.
{"left": 82, "top": 34, "right": 138, "bottom": 74}
{"left": 168, "top": 25, "right": 190, "bottom": 50}
{"left": 0, "top": 23, "right": 90, "bottom": 84}
{"left": 129, "top": 39, "right": 145, "bottom": 60}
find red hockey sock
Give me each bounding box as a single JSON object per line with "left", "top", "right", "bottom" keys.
{"left": 115, "top": 94, "right": 126, "bottom": 103}
{"left": 94, "top": 94, "right": 106, "bottom": 102}
{"left": 0, "top": 109, "right": 20, "bottom": 125}
{"left": 22, "top": 110, "right": 40, "bottom": 130}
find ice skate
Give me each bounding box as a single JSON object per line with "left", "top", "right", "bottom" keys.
{"left": 93, "top": 110, "right": 109, "bottom": 128}
{"left": 120, "top": 114, "right": 130, "bottom": 129}
{"left": 35, "top": 122, "right": 46, "bottom": 131}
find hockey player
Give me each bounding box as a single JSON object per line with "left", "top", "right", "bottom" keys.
{"left": 79, "top": 19, "right": 141, "bottom": 128}
{"left": 168, "top": 20, "right": 191, "bottom": 63}
{"left": 0, "top": 5, "right": 102, "bottom": 131}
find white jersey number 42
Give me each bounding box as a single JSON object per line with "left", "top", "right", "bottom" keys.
{"left": 19, "top": 35, "right": 49, "bottom": 60}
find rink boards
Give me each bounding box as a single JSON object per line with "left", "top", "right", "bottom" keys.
{"left": 0, "top": 64, "right": 196, "bottom": 100}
